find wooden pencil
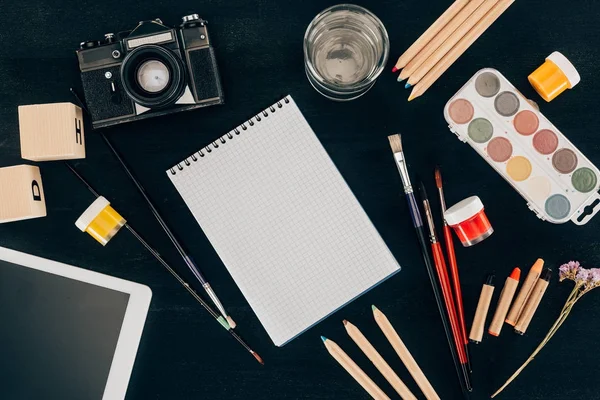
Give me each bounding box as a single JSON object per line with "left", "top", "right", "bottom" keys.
{"left": 321, "top": 336, "right": 391, "bottom": 400}
{"left": 398, "top": 0, "right": 487, "bottom": 81}
{"left": 344, "top": 320, "right": 417, "bottom": 400}
{"left": 392, "top": 0, "right": 471, "bottom": 72}
{"left": 407, "top": 0, "right": 500, "bottom": 86}
{"left": 373, "top": 306, "right": 441, "bottom": 400}
{"left": 408, "top": 0, "right": 515, "bottom": 101}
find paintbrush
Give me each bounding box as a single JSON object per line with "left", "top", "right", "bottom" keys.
{"left": 434, "top": 166, "right": 471, "bottom": 371}
{"left": 65, "top": 162, "right": 263, "bottom": 365}
{"left": 418, "top": 181, "right": 471, "bottom": 390}
{"left": 100, "top": 134, "right": 236, "bottom": 329}
{"left": 387, "top": 134, "right": 471, "bottom": 395}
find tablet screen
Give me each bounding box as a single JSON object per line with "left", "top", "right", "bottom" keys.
{"left": 0, "top": 259, "right": 131, "bottom": 400}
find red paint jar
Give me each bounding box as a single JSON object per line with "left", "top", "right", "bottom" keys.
{"left": 444, "top": 196, "right": 493, "bottom": 247}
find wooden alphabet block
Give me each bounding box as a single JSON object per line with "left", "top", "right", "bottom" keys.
{"left": 0, "top": 165, "right": 47, "bottom": 223}
{"left": 18, "top": 102, "right": 86, "bottom": 161}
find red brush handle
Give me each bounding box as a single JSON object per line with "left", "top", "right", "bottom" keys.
{"left": 443, "top": 224, "right": 468, "bottom": 345}
{"left": 431, "top": 242, "right": 467, "bottom": 364}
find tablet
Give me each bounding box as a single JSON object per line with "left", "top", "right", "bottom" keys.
{"left": 0, "top": 246, "right": 152, "bottom": 400}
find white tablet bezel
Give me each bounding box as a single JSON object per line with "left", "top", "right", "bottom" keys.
{"left": 0, "top": 246, "right": 152, "bottom": 400}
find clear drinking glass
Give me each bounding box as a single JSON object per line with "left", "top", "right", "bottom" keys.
{"left": 303, "top": 4, "right": 389, "bottom": 101}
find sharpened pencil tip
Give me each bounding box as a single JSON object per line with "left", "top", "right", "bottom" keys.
{"left": 252, "top": 351, "right": 264, "bottom": 365}
{"left": 320, "top": 336, "right": 327, "bottom": 342}
{"left": 342, "top": 319, "right": 348, "bottom": 326}
{"left": 510, "top": 267, "right": 521, "bottom": 280}
{"left": 397, "top": 75, "right": 406, "bottom": 82}
{"left": 405, "top": 83, "right": 412, "bottom": 89}
{"left": 371, "top": 304, "right": 378, "bottom": 312}
{"left": 392, "top": 66, "right": 398, "bottom": 73}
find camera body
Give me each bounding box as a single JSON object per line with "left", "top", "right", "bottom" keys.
{"left": 77, "top": 14, "right": 224, "bottom": 128}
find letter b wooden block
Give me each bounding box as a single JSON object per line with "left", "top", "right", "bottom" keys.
{"left": 0, "top": 165, "right": 47, "bottom": 223}
{"left": 18, "top": 102, "right": 85, "bottom": 161}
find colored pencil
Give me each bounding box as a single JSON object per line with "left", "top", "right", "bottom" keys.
{"left": 321, "top": 336, "right": 391, "bottom": 400}
{"left": 100, "top": 133, "right": 236, "bottom": 329}
{"left": 344, "top": 320, "right": 417, "bottom": 400}
{"left": 372, "top": 306, "right": 441, "bottom": 400}
{"left": 398, "top": 0, "right": 487, "bottom": 81}
{"left": 408, "top": 0, "right": 515, "bottom": 101}
{"left": 434, "top": 166, "right": 471, "bottom": 370}
{"left": 407, "top": 0, "right": 501, "bottom": 86}
{"left": 387, "top": 134, "right": 471, "bottom": 395}
{"left": 65, "top": 162, "right": 263, "bottom": 364}
{"left": 418, "top": 182, "right": 471, "bottom": 390}
{"left": 392, "top": 0, "right": 470, "bottom": 72}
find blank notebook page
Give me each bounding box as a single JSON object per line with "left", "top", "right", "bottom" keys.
{"left": 167, "top": 96, "right": 400, "bottom": 346}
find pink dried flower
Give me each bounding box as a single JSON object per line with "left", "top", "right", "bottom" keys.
{"left": 559, "top": 261, "right": 581, "bottom": 281}
{"left": 590, "top": 269, "right": 600, "bottom": 286}
{"left": 576, "top": 268, "right": 590, "bottom": 283}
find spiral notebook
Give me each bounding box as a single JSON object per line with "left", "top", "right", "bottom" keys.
{"left": 166, "top": 96, "right": 401, "bottom": 346}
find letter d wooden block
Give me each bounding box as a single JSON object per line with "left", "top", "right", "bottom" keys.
{"left": 0, "top": 165, "right": 47, "bottom": 223}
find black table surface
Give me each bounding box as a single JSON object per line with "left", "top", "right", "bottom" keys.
{"left": 1, "top": 0, "right": 600, "bottom": 399}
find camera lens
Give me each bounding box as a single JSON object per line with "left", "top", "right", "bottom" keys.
{"left": 136, "top": 60, "right": 170, "bottom": 93}
{"left": 121, "top": 45, "right": 186, "bottom": 108}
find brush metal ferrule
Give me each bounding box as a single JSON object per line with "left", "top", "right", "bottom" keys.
{"left": 437, "top": 187, "right": 447, "bottom": 212}
{"left": 393, "top": 152, "right": 413, "bottom": 193}
{"left": 423, "top": 199, "right": 438, "bottom": 243}
{"left": 203, "top": 283, "right": 230, "bottom": 319}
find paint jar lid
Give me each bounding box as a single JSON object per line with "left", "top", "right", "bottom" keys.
{"left": 444, "top": 196, "right": 484, "bottom": 225}
{"left": 548, "top": 51, "right": 580, "bottom": 87}
{"left": 75, "top": 196, "right": 110, "bottom": 231}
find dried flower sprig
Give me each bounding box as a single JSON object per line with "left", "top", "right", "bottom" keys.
{"left": 492, "top": 261, "right": 599, "bottom": 397}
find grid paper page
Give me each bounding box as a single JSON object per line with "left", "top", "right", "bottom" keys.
{"left": 167, "top": 96, "right": 401, "bottom": 346}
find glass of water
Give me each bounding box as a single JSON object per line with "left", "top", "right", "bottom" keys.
{"left": 304, "top": 4, "right": 389, "bottom": 101}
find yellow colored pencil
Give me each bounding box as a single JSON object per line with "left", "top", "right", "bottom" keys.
{"left": 373, "top": 306, "right": 441, "bottom": 400}
{"left": 398, "top": 0, "right": 487, "bottom": 81}
{"left": 408, "top": 0, "right": 500, "bottom": 86}
{"left": 392, "top": 0, "right": 471, "bottom": 72}
{"left": 321, "top": 336, "right": 391, "bottom": 400}
{"left": 344, "top": 320, "right": 417, "bottom": 400}
{"left": 408, "top": 0, "right": 515, "bottom": 101}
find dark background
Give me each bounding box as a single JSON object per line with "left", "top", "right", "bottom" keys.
{"left": 0, "top": 0, "right": 599, "bottom": 399}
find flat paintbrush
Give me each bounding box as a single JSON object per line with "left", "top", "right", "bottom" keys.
{"left": 387, "top": 134, "right": 471, "bottom": 395}
{"left": 65, "top": 162, "right": 263, "bottom": 365}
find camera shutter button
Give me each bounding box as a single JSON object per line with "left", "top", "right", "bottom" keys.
{"left": 182, "top": 14, "right": 200, "bottom": 23}
{"left": 80, "top": 40, "right": 100, "bottom": 49}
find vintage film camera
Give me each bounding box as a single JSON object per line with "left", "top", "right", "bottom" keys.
{"left": 76, "top": 14, "right": 224, "bottom": 128}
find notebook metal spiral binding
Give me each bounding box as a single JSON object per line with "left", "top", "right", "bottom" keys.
{"left": 169, "top": 97, "right": 290, "bottom": 175}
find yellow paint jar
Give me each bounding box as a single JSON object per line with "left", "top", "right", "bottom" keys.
{"left": 528, "top": 52, "right": 580, "bottom": 102}
{"left": 75, "top": 196, "right": 126, "bottom": 246}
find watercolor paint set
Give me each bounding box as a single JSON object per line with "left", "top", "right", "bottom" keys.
{"left": 444, "top": 68, "right": 600, "bottom": 225}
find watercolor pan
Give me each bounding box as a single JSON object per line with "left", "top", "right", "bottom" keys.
{"left": 444, "top": 68, "right": 600, "bottom": 225}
